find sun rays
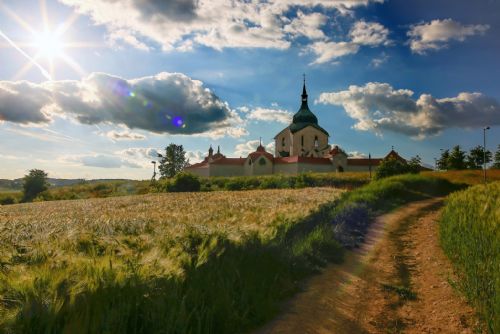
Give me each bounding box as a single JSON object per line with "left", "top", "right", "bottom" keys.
{"left": 0, "top": 0, "right": 100, "bottom": 81}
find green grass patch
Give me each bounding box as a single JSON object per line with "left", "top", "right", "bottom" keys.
{"left": 439, "top": 181, "right": 500, "bottom": 333}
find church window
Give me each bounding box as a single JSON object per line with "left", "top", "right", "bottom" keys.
{"left": 248, "top": 160, "right": 252, "bottom": 165}
{"left": 314, "top": 136, "right": 319, "bottom": 148}
{"left": 301, "top": 135, "right": 304, "bottom": 146}
{"left": 282, "top": 137, "right": 285, "bottom": 147}
{"left": 259, "top": 158, "right": 266, "bottom": 165}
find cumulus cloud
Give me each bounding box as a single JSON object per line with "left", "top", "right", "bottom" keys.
{"left": 348, "top": 151, "right": 367, "bottom": 158}
{"left": 0, "top": 72, "right": 243, "bottom": 137}
{"left": 234, "top": 139, "right": 274, "bottom": 157}
{"left": 58, "top": 0, "right": 383, "bottom": 51}
{"left": 186, "top": 150, "right": 205, "bottom": 163}
{"left": 317, "top": 82, "right": 500, "bottom": 139}
{"left": 243, "top": 106, "right": 293, "bottom": 124}
{"left": 408, "top": 19, "right": 489, "bottom": 54}
{"left": 349, "top": 21, "right": 390, "bottom": 46}
{"left": 308, "top": 20, "right": 390, "bottom": 64}
{"left": 283, "top": 10, "right": 328, "bottom": 40}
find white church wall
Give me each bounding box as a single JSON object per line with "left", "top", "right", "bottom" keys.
{"left": 291, "top": 127, "right": 328, "bottom": 157}
{"left": 252, "top": 156, "right": 274, "bottom": 175}
{"left": 297, "top": 163, "right": 334, "bottom": 174}
{"left": 274, "top": 163, "right": 298, "bottom": 174}
{"left": 210, "top": 164, "right": 245, "bottom": 177}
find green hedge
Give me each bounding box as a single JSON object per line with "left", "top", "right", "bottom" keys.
{"left": 439, "top": 182, "right": 499, "bottom": 333}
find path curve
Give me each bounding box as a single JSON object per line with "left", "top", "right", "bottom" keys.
{"left": 255, "top": 198, "right": 483, "bottom": 334}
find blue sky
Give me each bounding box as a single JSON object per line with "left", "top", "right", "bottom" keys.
{"left": 0, "top": 0, "right": 499, "bottom": 179}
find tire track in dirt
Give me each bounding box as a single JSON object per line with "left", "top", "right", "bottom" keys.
{"left": 255, "top": 198, "right": 483, "bottom": 334}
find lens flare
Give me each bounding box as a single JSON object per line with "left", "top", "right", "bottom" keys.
{"left": 172, "top": 116, "right": 184, "bottom": 127}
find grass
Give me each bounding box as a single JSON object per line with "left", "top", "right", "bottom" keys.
{"left": 439, "top": 181, "right": 499, "bottom": 334}
{"left": 0, "top": 174, "right": 462, "bottom": 333}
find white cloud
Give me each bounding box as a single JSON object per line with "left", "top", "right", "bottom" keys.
{"left": 105, "top": 130, "right": 146, "bottom": 140}
{"left": 317, "top": 82, "right": 500, "bottom": 139}
{"left": 58, "top": 0, "right": 383, "bottom": 51}
{"left": 245, "top": 106, "right": 293, "bottom": 124}
{"left": 234, "top": 139, "right": 273, "bottom": 157}
{"left": 308, "top": 41, "right": 360, "bottom": 64}
{"left": 283, "top": 10, "right": 328, "bottom": 40}
{"left": 186, "top": 150, "right": 205, "bottom": 163}
{"left": 349, "top": 21, "right": 390, "bottom": 46}
{"left": 307, "top": 20, "right": 390, "bottom": 64}
{"left": 0, "top": 72, "right": 242, "bottom": 137}
{"left": 370, "top": 52, "right": 389, "bottom": 68}
{"left": 348, "top": 151, "right": 367, "bottom": 158}
{"left": 408, "top": 19, "right": 489, "bottom": 54}
{"left": 64, "top": 154, "right": 142, "bottom": 169}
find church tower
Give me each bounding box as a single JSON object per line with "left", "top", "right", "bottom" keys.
{"left": 274, "top": 76, "right": 330, "bottom": 158}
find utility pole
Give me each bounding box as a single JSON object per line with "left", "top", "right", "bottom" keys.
{"left": 151, "top": 161, "right": 157, "bottom": 182}
{"left": 369, "top": 153, "right": 372, "bottom": 179}
{"left": 484, "top": 126, "right": 490, "bottom": 183}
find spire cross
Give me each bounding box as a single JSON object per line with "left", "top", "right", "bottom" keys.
{"left": 259, "top": 137, "right": 262, "bottom": 146}
{"left": 303, "top": 73, "right": 306, "bottom": 84}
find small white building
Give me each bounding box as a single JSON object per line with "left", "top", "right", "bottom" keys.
{"left": 185, "top": 80, "right": 408, "bottom": 177}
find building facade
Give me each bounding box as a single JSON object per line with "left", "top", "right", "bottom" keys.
{"left": 185, "top": 80, "right": 408, "bottom": 177}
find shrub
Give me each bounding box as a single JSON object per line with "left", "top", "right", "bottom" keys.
{"left": 168, "top": 173, "right": 201, "bottom": 192}
{"left": 439, "top": 182, "right": 499, "bottom": 333}
{"left": 0, "top": 195, "right": 16, "bottom": 205}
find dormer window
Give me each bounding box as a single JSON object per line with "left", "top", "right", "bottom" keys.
{"left": 314, "top": 136, "right": 319, "bottom": 148}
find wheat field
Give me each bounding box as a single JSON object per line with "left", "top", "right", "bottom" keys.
{"left": 0, "top": 188, "right": 342, "bottom": 330}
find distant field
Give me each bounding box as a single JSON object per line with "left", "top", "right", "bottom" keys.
{"left": 423, "top": 169, "right": 500, "bottom": 185}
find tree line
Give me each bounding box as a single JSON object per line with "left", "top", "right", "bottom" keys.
{"left": 436, "top": 144, "right": 500, "bottom": 170}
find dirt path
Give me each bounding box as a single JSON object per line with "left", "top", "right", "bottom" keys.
{"left": 255, "top": 198, "right": 483, "bottom": 334}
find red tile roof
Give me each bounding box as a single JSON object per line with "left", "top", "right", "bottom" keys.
{"left": 210, "top": 157, "right": 246, "bottom": 165}
{"left": 248, "top": 151, "right": 274, "bottom": 162}
{"left": 347, "top": 158, "right": 382, "bottom": 166}
{"left": 185, "top": 161, "right": 209, "bottom": 169}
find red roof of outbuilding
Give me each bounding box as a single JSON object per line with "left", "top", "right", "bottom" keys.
{"left": 347, "top": 158, "right": 382, "bottom": 166}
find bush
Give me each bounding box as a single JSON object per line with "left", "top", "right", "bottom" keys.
{"left": 168, "top": 173, "right": 201, "bottom": 192}
{"left": 0, "top": 195, "right": 16, "bottom": 205}
{"left": 439, "top": 182, "right": 499, "bottom": 333}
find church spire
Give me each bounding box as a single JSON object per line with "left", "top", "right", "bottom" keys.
{"left": 302, "top": 73, "right": 308, "bottom": 103}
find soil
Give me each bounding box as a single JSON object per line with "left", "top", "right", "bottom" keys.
{"left": 255, "top": 198, "right": 484, "bottom": 334}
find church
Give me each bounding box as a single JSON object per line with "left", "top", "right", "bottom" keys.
{"left": 185, "top": 79, "right": 407, "bottom": 177}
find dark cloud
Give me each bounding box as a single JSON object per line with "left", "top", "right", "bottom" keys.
{"left": 0, "top": 72, "right": 242, "bottom": 136}
{"left": 318, "top": 82, "right": 500, "bottom": 139}
{"left": 0, "top": 81, "right": 51, "bottom": 124}
{"left": 136, "top": 0, "right": 199, "bottom": 22}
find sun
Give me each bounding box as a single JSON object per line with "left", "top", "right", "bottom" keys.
{"left": 33, "top": 29, "right": 65, "bottom": 61}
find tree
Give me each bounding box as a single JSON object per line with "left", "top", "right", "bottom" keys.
{"left": 375, "top": 157, "right": 409, "bottom": 179}
{"left": 158, "top": 143, "right": 188, "bottom": 178}
{"left": 407, "top": 155, "right": 422, "bottom": 174}
{"left": 466, "top": 145, "right": 492, "bottom": 169}
{"left": 448, "top": 145, "right": 467, "bottom": 170}
{"left": 437, "top": 149, "right": 450, "bottom": 170}
{"left": 22, "top": 169, "right": 49, "bottom": 202}
{"left": 493, "top": 145, "right": 500, "bottom": 169}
